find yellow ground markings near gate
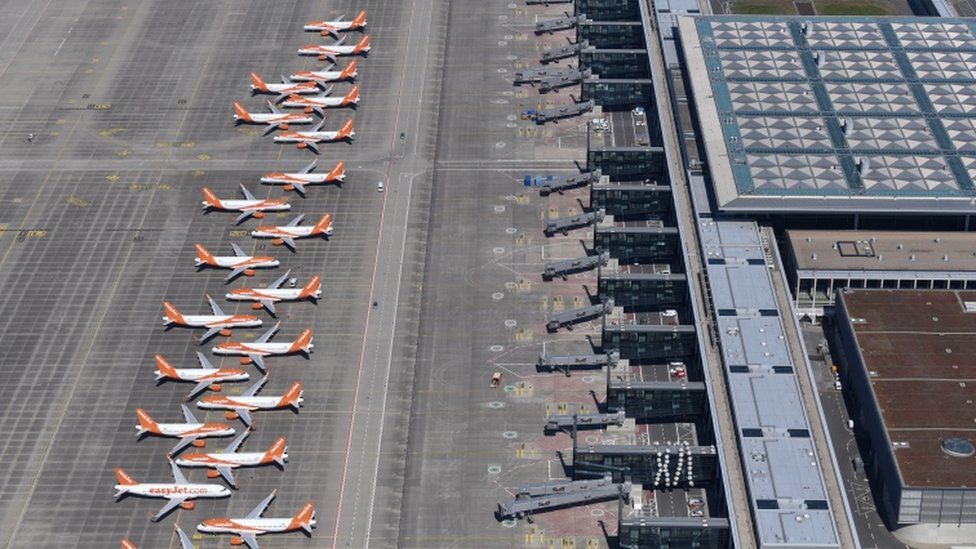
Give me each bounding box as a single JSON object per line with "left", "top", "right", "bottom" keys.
{"left": 115, "top": 149, "right": 129, "bottom": 157}
{"left": 105, "top": 173, "right": 119, "bottom": 182}
{"left": 25, "top": 230, "right": 46, "bottom": 238}
{"left": 98, "top": 127, "right": 125, "bottom": 137}
{"left": 196, "top": 153, "right": 210, "bottom": 161}
{"left": 56, "top": 119, "right": 66, "bottom": 125}
{"left": 191, "top": 169, "right": 206, "bottom": 177}
{"left": 228, "top": 230, "right": 247, "bottom": 237}
{"left": 178, "top": 141, "right": 195, "bottom": 148}
{"left": 66, "top": 196, "right": 91, "bottom": 208}
{"left": 155, "top": 141, "right": 170, "bottom": 148}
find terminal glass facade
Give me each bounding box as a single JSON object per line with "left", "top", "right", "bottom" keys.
{"left": 594, "top": 230, "right": 680, "bottom": 262}
{"left": 603, "top": 327, "right": 696, "bottom": 362}
{"left": 592, "top": 185, "right": 672, "bottom": 220}
{"left": 607, "top": 384, "right": 706, "bottom": 421}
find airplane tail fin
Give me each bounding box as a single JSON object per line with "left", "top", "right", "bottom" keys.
{"left": 299, "top": 276, "right": 321, "bottom": 299}
{"left": 121, "top": 538, "right": 138, "bottom": 549}
{"left": 281, "top": 382, "right": 304, "bottom": 411}
{"left": 352, "top": 10, "right": 367, "bottom": 27}
{"left": 313, "top": 213, "right": 332, "bottom": 235}
{"left": 337, "top": 119, "right": 354, "bottom": 140}
{"left": 135, "top": 408, "right": 161, "bottom": 436}
{"left": 154, "top": 354, "right": 179, "bottom": 381}
{"left": 264, "top": 437, "right": 288, "bottom": 467}
{"left": 288, "top": 502, "right": 316, "bottom": 534}
{"left": 341, "top": 61, "right": 357, "bottom": 80}
{"left": 326, "top": 160, "right": 345, "bottom": 182}
{"left": 289, "top": 329, "right": 314, "bottom": 355}
{"left": 343, "top": 86, "right": 360, "bottom": 105}
{"left": 195, "top": 243, "right": 216, "bottom": 266}
{"left": 355, "top": 35, "right": 370, "bottom": 53}
{"left": 115, "top": 467, "right": 138, "bottom": 487}
{"left": 162, "top": 301, "right": 186, "bottom": 326}
{"left": 232, "top": 101, "right": 251, "bottom": 123}
{"left": 250, "top": 72, "right": 268, "bottom": 92}
{"left": 201, "top": 187, "right": 222, "bottom": 210}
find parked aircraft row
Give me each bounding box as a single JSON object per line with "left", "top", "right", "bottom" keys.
{"left": 118, "top": 11, "right": 371, "bottom": 547}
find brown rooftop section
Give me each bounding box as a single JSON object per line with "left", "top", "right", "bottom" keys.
{"left": 787, "top": 230, "right": 976, "bottom": 272}
{"left": 841, "top": 289, "right": 976, "bottom": 488}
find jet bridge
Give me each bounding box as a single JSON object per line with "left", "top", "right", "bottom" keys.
{"left": 497, "top": 480, "right": 631, "bottom": 521}
{"left": 535, "top": 14, "right": 586, "bottom": 34}
{"left": 541, "top": 40, "right": 587, "bottom": 64}
{"left": 546, "top": 298, "right": 614, "bottom": 332}
{"left": 529, "top": 99, "right": 595, "bottom": 124}
{"left": 538, "top": 349, "right": 619, "bottom": 373}
{"left": 545, "top": 411, "right": 626, "bottom": 434}
{"left": 539, "top": 169, "right": 601, "bottom": 196}
{"left": 544, "top": 208, "right": 604, "bottom": 236}
{"left": 516, "top": 474, "right": 614, "bottom": 498}
{"left": 538, "top": 71, "right": 590, "bottom": 93}
{"left": 542, "top": 251, "right": 609, "bottom": 280}
{"left": 515, "top": 67, "right": 588, "bottom": 84}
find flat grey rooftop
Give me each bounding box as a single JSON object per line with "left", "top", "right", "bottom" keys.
{"left": 680, "top": 15, "right": 976, "bottom": 215}
{"left": 786, "top": 229, "right": 976, "bottom": 273}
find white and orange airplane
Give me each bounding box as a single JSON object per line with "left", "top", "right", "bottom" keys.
{"left": 273, "top": 119, "right": 354, "bottom": 154}
{"left": 115, "top": 459, "right": 231, "bottom": 522}
{"left": 195, "top": 243, "right": 280, "bottom": 282}
{"left": 197, "top": 489, "right": 314, "bottom": 549}
{"left": 122, "top": 524, "right": 195, "bottom": 549}
{"left": 196, "top": 376, "right": 304, "bottom": 427}
{"left": 249, "top": 73, "right": 322, "bottom": 102}
{"left": 201, "top": 184, "right": 291, "bottom": 225}
{"left": 304, "top": 10, "right": 367, "bottom": 37}
{"left": 298, "top": 35, "right": 371, "bottom": 62}
{"left": 260, "top": 159, "right": 345, "bottom": 196}
{"left": 154, "top": 353, "right": 250, "bottom": 400}
{"left": 251, "top": 213, "right": 333, "bottom": 252}
{"left": 289, "top": 61, "right": 357, "bottom": 83}
{"left": 226, "top": 270, "right": 321, "bottom": 315}
{"left": 281, "top": 86, "right": 359, "bottom": 116}
{"left": 211, "top": 323, "right": 313, "bottom": 371}
{"left": 162, "top": 295, "right": 262, "bottom": 344}
{"left": 233, "top": 101, "right": 316, "bottom": 135}
{"left": 136, "top": 405, "right": 236, "bottom": 456}
{"left": 176, "top": 428, "right": 287, "bottom": 488}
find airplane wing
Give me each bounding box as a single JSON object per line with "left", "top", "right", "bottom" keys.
{"left": 170, "top": 436, "right": 197, "bottom": 456}
{"left": 322, "top": 85, "right": 335, "bottom": 97}
{"left": 334, "top": 14, "right": 345, "bottom": 22}
{"left": 249, "top": 354, "right": 266, "bottom": 372}
{"left": 300, "top": 159, "right": 318, "bottom": 174}
{"left": 216, "top": 465, "right": 237, "bottom": 488}
{"left": 239, "top": 184, "right": 257, "bottom": 201}
{"left": 244, "top": 375, "right": 269, "bottom": 397}
{"left": 260, "top": 299, "right": 277, "bottom": 316}
{"left": 176, "top": 525, "right": 194, "bottom": 549}
{"left": 304, "top": 141, "right": 320, "bottom": 155}
{"left": 170, "top": 458, "right": 189, "bottom": 485}
{"left": 247, "top": 490, "right": 277, "bottom": 518}
{"left": 207, "top": 295, "right": 226, "bottom": 316}
{"left": 200, "top": 327, "right": 222, "bottom": 345}
{"left": 279, "top": 237, "right": 297, "bottom": 252}
{"left": 262, "top": 123, "right": 280, "bottom": 136}
{"left": 231, "top": 242, "right": 248, "bottom": 257}
{"left": 153, "top": 496, "right": 188, "bottom": 522}
{"left": 237, "top": 409, "right": 253, "bottom": 427}
{"left": 181, "top": 404, "right": 198, "bottom": 424}
{"left": 256, "top": 323, "right": 279, "bottom": 344}
{"left": 286, "top": 214, "right": 305, "bottom": 227}
{"left": 223, "top": 428, "right": 250, "bottom": 453}
{"left": 269, "top": 270, "right": 291, "bottom": 289}
{"left": 334, "top": 36, "right": 346, "bottom": 46}
{"left": 267, "top": 99, "right": 283, "bottom": 115}
{"left": 240, "top": 532, "right": 260, "bottom": 549}
{"left": 187, "top": 380, "right": 213, "bottom": 401}
{"left": 291, "top": 182, "right": 308, "bottom": 197}
{"left": 226, "top": 267, "right": 248, "bottom": 282}
{"left": 235, "top": 210, "right": 255, "bottom": 225}
{"left": 196, "top": 351, "right": 215, "bottom": 369}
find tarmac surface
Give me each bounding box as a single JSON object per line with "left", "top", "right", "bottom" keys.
{"left": 0, "top": 0, "right": 440, "bottom": 547}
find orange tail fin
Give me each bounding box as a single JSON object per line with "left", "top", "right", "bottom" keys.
{"left": 280, "top": 382, "right": 303, "bottom": 410}
{"left": 162, "top": 302, "right": 186, "bottom": 325}
{"left": 287, "top": 501, "right": 315, "bottom": 532}
{"left": 300, "top": 276, "right": 321, "bottom": 298}
{"left": 355, "top": 35, "right": 370, "bottom": 52}
{"left": 352, "top": 10, "right": 367, "bottom": 27}
{"left": 313, "top": 213, "right": 332, "bottom": 235}
{"left": 115, "top": 468, "right": 138, "bottom": 486}
{"left": 264, "top": 437, "right": 288, "bottom": 466}
{"left": 135, "top": 408, "right": 160, "bottom": 435}
{"left": 326, "top": 161, "right": 345, "bottom": 181}
{"left": 250, "top": 72, "right": 267, "bottom": 91}
{"left": 195, "top": 243, "right": 216, "bottom": 265}
{"left": 121, "top": 538, "right": 138, "bottom": 549}
{"left": 154, "top": 355, "right": 179, "bottom": 379}
{"left": 338, "top": 120, "right": 354, "bottom": 140}
{"left": 341, "top": 61, "right": 357, "bottom": 79}
{"left": 201, "top": 187, "right": 222, "bottom": 208}
{"left": 289, "top": 329, "right": 313, "bottom": 354}
{"left": 232, "top": 101, "right": 251, "bottom": 122}
{"left": 344, "top": 86, "right": 359, "bottom": 105}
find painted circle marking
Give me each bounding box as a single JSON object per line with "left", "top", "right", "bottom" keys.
{"left": 504, "top": 319, "right": 517, "bottom": 328}
{"left": 503, "top": 431, "right": 518, "bottom": 439}
{"left": 493, "top": 247, "right": 505, "bottom": 254}
{"left": 488, "top": 401, "right": 505, "bottom": 409}
{"left": 505, "top": 227, "right": 517, "bottom": 234}
{"left": 492, "top": 292, "right": 505, "bottom": 301}
{"left": 490, "top": 345, "right": 504, "bottom": 352}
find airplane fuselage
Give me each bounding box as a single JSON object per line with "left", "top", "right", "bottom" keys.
{"left": 161, "top": 368, "right": 250, "bottom": 384}
{"left": 117, "top": 483, "right": 230, "bottom": 500}
{"left": 226, "top": 287, "right": 319, "bottom": 303}
{"left": 177, "top": 450, "right": 275, "bottom": 469}
{"left": 197, "top": 256, "right": 280, "bottom": 270}
{"left": 251, "top": 225, "right": 331, "bottom": 239}
{"left": 298, "top": 45, "right": 364, "bottom": 56}
{"left": 274, "top": 131, "right": 343, "bottom": 144}
{"left": 198, "top": 517, "right": 308, "bottom": 535}
{"left": 165, "top": 314, "right": 262, "bottom": 329}
{"left": 197, "top": 395, "right": 300, "bottom": 411}
{"left": 145, "top": 422, "right": 236, "bottom": 439}
{"left": 211, "top": 342, "right": 295, "bottom": 357}
{"left": 235, "top": 112, "right": 314, "bottom": 125}
{"left": 260, "top": 172, "right": 336, "bottom": 184}
{"left": 282, "top": 96, "right": 356, "bottom": 109}
{"left": 208, "top": 199, "right": 290, "bottom": 214}
{"left": 290, "top": 68, "right": 355, "bottom": 82}
{"left": 251, "top": 82, "right": 319, "bottom": 95}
